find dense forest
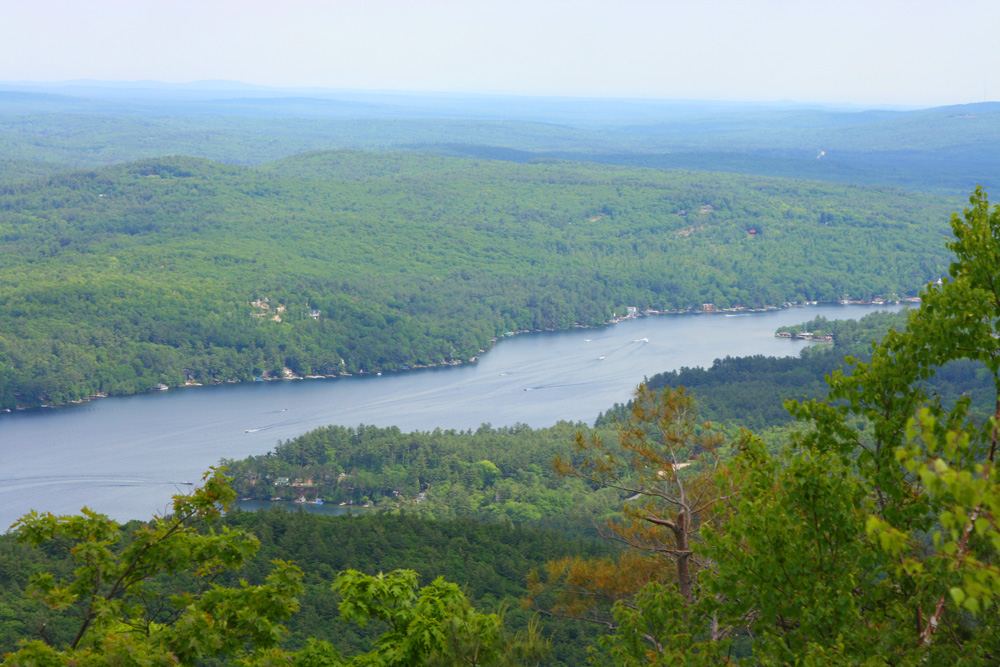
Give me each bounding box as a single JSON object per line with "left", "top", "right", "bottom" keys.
{"left": 0, "top": 507, "right": 609, "bottom": 666}
{"left": 0, "top": 151, "right": 957, "bottom": 409}
{"left": 222, "top": 421, "right": 623, "bottom": 531}
{"left": 4, "top": 191, "right": 1000, "bottom": 662}
{"left": 3, "top": 84, "right": 1000, "bottom": 664}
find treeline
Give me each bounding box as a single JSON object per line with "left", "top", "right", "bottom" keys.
{"left": 224, "top": 421, "right": 622, "bottom": 533}
{"left": 4, "top": 98, "right": 1000, "bottom": 194}
{"left": 0, "top": 151, "right": 956, "bottom": 409}
{"left": 597, "top": 309, "right": 995, "bottom": 430}
{"left": 595, "top": 310, "right": 907, "bottom": 429}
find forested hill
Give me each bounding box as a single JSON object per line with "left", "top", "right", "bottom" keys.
{"left": 5, "top": 86, "right": 1000, "bottom": 193}
{"left": 0, "top": 151, "right": 956, "bottom": 408}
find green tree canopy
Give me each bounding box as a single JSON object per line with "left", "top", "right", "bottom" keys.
{"left": 550, "top": 189, "right": 1000, "bottom": 665}
{"left": 3, "top": 469, "right": 303, "bottom": 666}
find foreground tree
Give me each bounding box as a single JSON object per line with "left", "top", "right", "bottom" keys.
{"left": 764, "top": 186, "right": 1000, "bottom": 662}
{"left": 291, "top": 569, "right": 548, "bottom": 667}
{"left": 559, "top": 189, "right": 1000, "bottom": 665}
{"left": 3, "top": 469, "right": 304, "bottom": 666}
{"left": 530, "top": 384, "right": 735, "bottom": 654}
{"left": 2, "top": 473, "right": 549, "bottom": 667}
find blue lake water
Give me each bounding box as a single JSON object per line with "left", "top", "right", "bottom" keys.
{"left": 0, "top": 304, "right": 903, "bottom": 527}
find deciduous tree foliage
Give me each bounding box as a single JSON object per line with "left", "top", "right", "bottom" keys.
{"left": 293, "top": 569, "right": 548, "bottom": 667}
{"left": 1, "top": 474, "right": 547, "bottom": 667}
{"left": 2, "top": 469, "right": 304, "bottom": 666}
{"left": 543, "top": 189, "right": 1000, "bottom": 665}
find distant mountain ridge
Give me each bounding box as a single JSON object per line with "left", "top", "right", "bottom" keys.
{"left": 2, "top": 80, "right": 995, "bottom": 194}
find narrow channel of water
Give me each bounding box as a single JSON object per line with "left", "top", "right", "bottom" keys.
{"left": 0, "top": 304, "right": 903, "bottom": 527}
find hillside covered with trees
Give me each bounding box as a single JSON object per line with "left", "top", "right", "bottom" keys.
{"left": 4, "top": 84, "right": 1000, "bottom": 194}
{"left": 2, "top": 188, "right": 1000, "bottom": 665}
{"left": 0, "top": 151, "right": 956, "bottom": 409}
{"left": 3, "top": 81, "right": 1000, "bottom": 664}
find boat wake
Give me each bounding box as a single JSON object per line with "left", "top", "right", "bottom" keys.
{"left": 245, "top": 409, "right": 326, "bottom": 434}
{"left": 525, "top": 379, "right": 613, "bottom": 392}
{"left": 0, "top": 475, "right": 196, "bottom": 490}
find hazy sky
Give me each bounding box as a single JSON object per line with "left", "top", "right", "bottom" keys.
{"left": 2, "top": 0, "right": 997, "bottom": 106}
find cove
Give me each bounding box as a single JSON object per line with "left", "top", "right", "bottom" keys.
{"left": 0, "top": 304, "right": 903, "bottom": 528}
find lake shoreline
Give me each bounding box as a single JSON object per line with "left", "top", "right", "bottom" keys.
{"left": 2, "top": 299, "right": 914, "bottom": 416}
{"left": 0, "top": 303, "right": 906, "bottom": 526}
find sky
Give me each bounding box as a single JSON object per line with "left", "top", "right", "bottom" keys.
{"left": 1, "top": 0, "right": 998, "bottom": 107}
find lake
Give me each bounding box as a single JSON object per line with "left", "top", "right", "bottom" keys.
{"left": 0, "top": 304, "right": 902, "bottom": 527}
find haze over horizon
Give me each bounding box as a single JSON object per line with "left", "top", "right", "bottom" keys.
{"left": 2, "top": 0, "right": 997, "bottom": 109}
